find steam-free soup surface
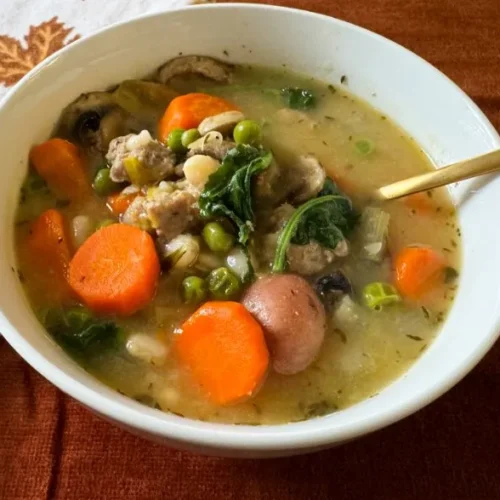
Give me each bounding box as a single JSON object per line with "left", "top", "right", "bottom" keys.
{"left": 15, "top": 61, "right": 460, "bottom": 424}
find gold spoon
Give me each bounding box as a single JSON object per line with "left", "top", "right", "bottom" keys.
{"left": 374, "top": 149, "right": 500, "bottom": 201}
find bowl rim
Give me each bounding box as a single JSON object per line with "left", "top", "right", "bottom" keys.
{"left": 2, "top": 2, "right": 500, "bottom": 452}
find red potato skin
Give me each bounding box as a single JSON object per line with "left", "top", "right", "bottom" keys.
{"left": 242, "top": 274, "right": 326, "bottom": 375}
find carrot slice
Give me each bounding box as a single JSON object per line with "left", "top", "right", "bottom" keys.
{"left": 158, "top": 93, "right": 239, "bottom": 142}
{"left": 30, "top": 138, "right": 89, "bottom": 201}
{"left": 107, "top": 192, "right": 138, "bottom": 217}
{"left": 68, "top": 224, "right": 160, "bottom": 316}
{"left": 23, "top": 209, "right": 74, "bottom": 304}
{"left": 177, "top": 301, "right": 269, "bottom": 405}
{"left": 394, "top": 246, "right": 447, "bottom": 300}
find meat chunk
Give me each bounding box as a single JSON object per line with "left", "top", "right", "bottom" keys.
{"left": 106, "top": 131, "right": 176, "bottom": 184}
{"left": 258, "top": 232, "right": 348, "bottom": 275}
{"left": 254, "top": 159, "right": 281, "bottom": 206}
{"left": 286, "top": 155, "right": 326, "bottom": 203}
{"left": 157, "top": 56, "right": 233, "bottom": 84}
{"left": 123, "top": 186, "right": 199, "bottom": 241}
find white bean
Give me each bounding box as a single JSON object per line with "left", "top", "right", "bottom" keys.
{"left": 126, "top": 333, "right": 168, "bottom": 365}
{"left": 126, "top": 129, "right": 153, "bottom": 151}
{"left": 71, "top": 215, "right": 94, "bottom": 248}
{"left": 163, "top": 234, "right": 200, "bottom": 269}
{"left": 183, "top": 154, "right": 220, "bottom": 189}
{"left": 226, "top": 247, "right": 250, "bottom": 281}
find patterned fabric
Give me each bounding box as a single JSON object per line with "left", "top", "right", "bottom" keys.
{"left": 1, "top": 0, "right": 499, "bottom": 499}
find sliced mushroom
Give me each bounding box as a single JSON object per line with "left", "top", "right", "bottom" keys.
{"left": 198, "top": 110, "right": 245, "bottom": 136}
{"left": 187, "top": 133, "right": 236, "bottom": 161}
{"left": 157, "top": 55, "right": 233, "bottom": 84}
{"left": 112, "top": 80, "right": 178, "bottom": 121}
{"left": 287, "top": 154, "right": 326, "bottom": 203}
{"left": 57, "top": 92, "right": 133, "bottom": 153}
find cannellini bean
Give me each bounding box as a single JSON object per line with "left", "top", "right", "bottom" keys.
{"left": 126, "top": 333, "right": 168, "bottom": 365}
{"left": 71, "top": 215, "right": 94, "bottom": 248}
{"left": 126, "top": 130, "right": 153, "bottom": 151}
{"left": 183, "top": 154, "right": 220, "bottom": 189}
{"left": 226, "top": 247, "right": 250, "bottom": 281}
{"left": 159, "top": 387, "right": 180, "bottom": 407}
{"left": 163, "top": 234, "right": 200, "bottom": 269}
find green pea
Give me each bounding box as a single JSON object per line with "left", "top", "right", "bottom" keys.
{"left": 233, "top": 120, "right": 262, "bottom": 145}
{"left": 181, "top": 128, "right": 201, "bottom": 148}
{"left": 182, "top": 276, "right": 207, "bottom": 305}
{"left": 206, "top": 267, "right": 241, "bottom": 299}
{"left": 93, "top": 168, "right": 120, "bottom": 196}
{"left": 167, "top": 128, "right": 187, "bottom": 153}
{"left": 355, "top": 138, "right": 375, "bottom": 156}
{"left": 202, "top": 222, "right": 235, "bottom": 253}
{"left": 96, "top": 218, "right": 115, "bottom": 230}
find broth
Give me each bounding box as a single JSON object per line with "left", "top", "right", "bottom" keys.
{"left": 15, "top": 62, "right": 460, "bottom": 424}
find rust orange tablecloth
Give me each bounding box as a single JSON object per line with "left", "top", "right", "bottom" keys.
{"left": 1, "top": 1, "right": 500, "bottom": 498}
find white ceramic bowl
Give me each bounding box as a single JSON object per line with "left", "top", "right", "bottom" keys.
{"left": 1, "top": 4, "right": 499, "bottom": 458}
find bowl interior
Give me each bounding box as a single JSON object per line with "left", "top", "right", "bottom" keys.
{"left": 0, "top": 4, "right": 499, "bottom": 455}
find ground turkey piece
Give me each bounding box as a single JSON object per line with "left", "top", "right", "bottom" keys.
{"left": 123, "top": 189, "right": 198, "bottom": 241}
{"left": 259, "top": 233, "right": 347, "bottom": 275}
{"left": 106, "top": 133, "right": 176, "bottom": 184}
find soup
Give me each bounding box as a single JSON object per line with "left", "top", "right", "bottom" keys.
{"left": 15, "top": 56, "right": 460, "bottom": 424}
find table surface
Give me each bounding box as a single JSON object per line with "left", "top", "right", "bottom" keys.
{"left": 1, "top": 1, "right": 499, "bottom": 498}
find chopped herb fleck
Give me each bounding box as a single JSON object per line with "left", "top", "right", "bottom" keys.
{"left": 407, "top": 335, "right": 424, "bottom": 341}
{"left": 327, "top": 84, "right": 336, "bottom": 94}
{"left": 444, "top": 266, "right": 459, "bottom": 283}
{"left": 451, "top": 239, "right": 457, "bottom": 248}
{"left": 442, "top": 247, "right": 452, "bottom": 253}
{"left": 426, "top": 191, "right": 433, "bottom": 198}
{"left": 334, "top": 328, "right": 347, "bottom": 344}
{"left": 381, "top": 115, "right": 386, "bottom": 120}
{"left": 324, "top": 115, "right": 335, "bottom": 121}
{"left": 223, "top": 50, "right": 229, "bottom": 57}
{"left": 301, "top": 400, "right": 338, "bottom": 419}
{"left": 340, "top": 75, "right": 347, "bottom": 84}
{"left": 421, "top": 306, "right": 430, "bottom": 319}
{"left": 419, "top": 344, "right": 428, "bottom": 353}
{"left": 17, "top": 270, "right": 25, "bottom": 283}
{"left": 322, "top": 140, "right": 328, "bottom": 146}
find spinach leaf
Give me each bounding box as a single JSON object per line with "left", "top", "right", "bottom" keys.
{"left": 272, "top": 179, "right": 358, "bottom": 272}
{"left": 281, "top": 87, "right": 316, "bottom": 110}
{"left": 199, "top": 144, "right": 273, "bottom": 246}
{"left": 41, "top": 307, "right": 121, "bottom": 358}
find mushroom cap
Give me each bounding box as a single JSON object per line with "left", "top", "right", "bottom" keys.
{"left": 157, "top": 55, "right": 233, "bottom": 84}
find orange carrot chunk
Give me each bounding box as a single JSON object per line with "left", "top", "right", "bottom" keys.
{"left": 23, "top": 209, "right": 74, "bottom": 304}
{"left": 158, "top": 93, "right": 239, "bottom": 142}
{"left": 176, "top": 301, "right": 269, "bottom": 405}
{"left": 394, "top": 246, "right": 447, "bottom": 300}
{"left": 30, "top": 138, "right": 89, "bottom": 201}
{"left": 68, "top": 224, "right": 160, "bottom": 316}
{"left": 107, "top": 192, "right": 138, "bottom": 217}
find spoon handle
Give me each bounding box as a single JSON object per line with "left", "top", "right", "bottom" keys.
{"left": 375, "top": 149, "right": 500, "bottom": 201}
